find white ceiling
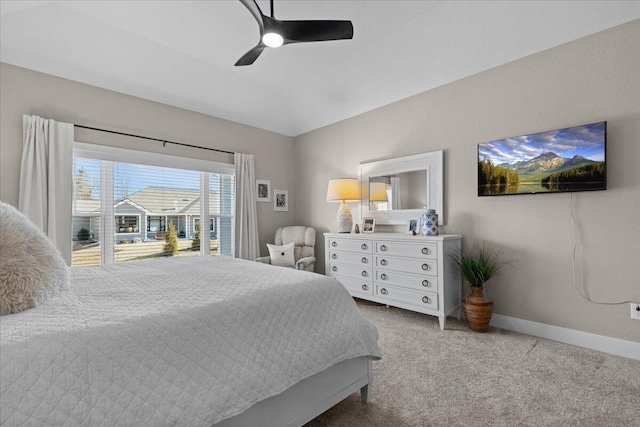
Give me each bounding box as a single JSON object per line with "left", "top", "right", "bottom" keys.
{"left": 1, "top": 1, "right": 639, "bottom": 137}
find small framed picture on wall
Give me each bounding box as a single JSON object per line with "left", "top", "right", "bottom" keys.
{"left": 256, "top": 179, "right": 271, "bottom": 202}
{"left": 362, "top": 217, "right": 376, "bottom": 233}
{"left": 274, "top": 189, "right": 288, "bottom": 212}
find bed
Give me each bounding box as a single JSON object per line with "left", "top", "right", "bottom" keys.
{"left": 0, "top": 256, "right": 381, "bottom": 426}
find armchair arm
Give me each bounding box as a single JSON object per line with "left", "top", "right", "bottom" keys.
{"left": 296, "top": 256, "right": 316, "bottom": 271}
{"left": 255, "top": 256, "right": 272, "bottom": 264}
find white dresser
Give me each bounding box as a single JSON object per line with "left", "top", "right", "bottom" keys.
{"left": 325, "top": 233, "right": 462, "bottom": 330}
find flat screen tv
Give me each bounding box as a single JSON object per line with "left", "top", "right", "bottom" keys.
{"left": 478, "top": 121, "right": 606, "bottom": 196}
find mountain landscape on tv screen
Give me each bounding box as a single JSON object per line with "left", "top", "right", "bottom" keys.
{"left": 478, "top": 122, "right": 606, "bottom": 195}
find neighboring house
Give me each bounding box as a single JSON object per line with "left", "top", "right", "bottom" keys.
{"left": 72, "top": 199, "right": 101, "bottom": 241}
{"left": 72, "top": 187, "right": 228, "bottom": 242}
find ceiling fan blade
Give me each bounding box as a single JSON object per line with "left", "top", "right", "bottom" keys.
{"left": 235, "top": 44, "right": 266, "bottom": 66}
{"left": 239, "top": 0, "right": 265, "bottom": 33}
{"left": 269, "top": 19, "right": 354, "bottom": 43}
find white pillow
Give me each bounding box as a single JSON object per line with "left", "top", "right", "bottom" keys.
{"left": 0, "top": 201, "right": 69, "bottom": 315}
{"left": 267, "top": 242, "right": 295, "bottom": 268}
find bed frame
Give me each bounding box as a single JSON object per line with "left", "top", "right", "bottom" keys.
{"left": 215, "top": 356, "right": 373, "bottom": 427}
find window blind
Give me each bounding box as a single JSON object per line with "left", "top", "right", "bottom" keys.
{"left": 71, "top": 144, "right": 234, "bottom": 267}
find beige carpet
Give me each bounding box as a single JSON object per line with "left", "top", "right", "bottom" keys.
{"left": 306, "top": 302, "right": 640, "bottom": 426}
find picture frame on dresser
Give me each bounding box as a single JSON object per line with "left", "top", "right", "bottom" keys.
{"left": 362, "top": 217, "right": 376, "bottom": 233}
{"left": 405, "top": 218, "right": 419, "bottom": 234}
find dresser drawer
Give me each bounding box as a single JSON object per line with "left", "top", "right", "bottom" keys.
{"left": 376, "top": 256, "right": 438, "bottom": 276}
{"left": 334, "top": 277, "right": 374, "bottom": 297}
{"left": 375, "top": 269, "right": 437, "bottom": 291}
{"left": 328, "top": 238, "right": 373, "bottom": 253}
{"left": 375, "top": 241, "right": 437, "bottom": 259}
{"left": 327, "top": 263, "right": 373, "bottom": 281}
{"left": 329, "top": 251, "right": 372, "bottom": 266}
{"left": 375, "top": 285, "right": 438, "bottom": 310}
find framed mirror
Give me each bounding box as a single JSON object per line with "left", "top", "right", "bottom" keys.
{"left": 359, "top": 150, "right": 444, "bottom": 225}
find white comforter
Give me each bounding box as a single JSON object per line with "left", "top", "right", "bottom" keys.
{"left": 0, "top": 256, "right": 381, "bottom": 426}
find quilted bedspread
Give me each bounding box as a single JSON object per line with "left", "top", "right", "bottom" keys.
{"left": 0, "top": 256, "right": 381, "bottom": 426}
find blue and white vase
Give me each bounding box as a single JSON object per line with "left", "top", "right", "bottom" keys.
{"left": 421, "top": 209, "right": 438, "bottom": 236}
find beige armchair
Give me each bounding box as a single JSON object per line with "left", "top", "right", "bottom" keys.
{"left": 256, "top": 226, "right": 316, "bottom": 272}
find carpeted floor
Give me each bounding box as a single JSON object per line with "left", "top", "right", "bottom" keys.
{"left": 306, "top": 301, "right": 640, "bottom": 426}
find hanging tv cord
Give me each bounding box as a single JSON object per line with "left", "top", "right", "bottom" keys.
{"left": 570, "top": 193, "right": 634, "bottom": 305}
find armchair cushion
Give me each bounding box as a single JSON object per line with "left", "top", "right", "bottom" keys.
{"left": 266, "top": 242, "right": 295, "bottom": 267}
{"left": 255, "top": 256, "right": 271, "bottom": 264}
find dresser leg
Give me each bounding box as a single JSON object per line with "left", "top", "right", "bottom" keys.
{"left": 439, "top": 316, "right": 446, "bottom": 330}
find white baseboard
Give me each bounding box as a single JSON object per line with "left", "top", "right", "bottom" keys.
{"left": 489, "top": 314, "right": 640, "bottom": 361}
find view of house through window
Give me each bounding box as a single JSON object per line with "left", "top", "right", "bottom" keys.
{"left": 71, "top": 147, "right": 235, "bottom": 267}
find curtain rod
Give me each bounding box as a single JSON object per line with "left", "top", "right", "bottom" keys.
{"left": 74, "top": 124, "right": 235, "bottom": 155}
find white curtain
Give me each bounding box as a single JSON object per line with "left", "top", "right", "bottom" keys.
{"left": 234, "top": 153, "right": 260, "bottom": 260}
{"left": 18, "top": 115, "right": 74, "bottom": 265}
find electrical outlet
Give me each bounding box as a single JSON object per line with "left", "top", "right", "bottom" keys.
{"left": 631, "top": 303, "right": 640, "bottom": 320}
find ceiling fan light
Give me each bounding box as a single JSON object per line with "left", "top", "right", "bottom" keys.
{"left": 262, "top": 32, "right": 284, "bottom": 48}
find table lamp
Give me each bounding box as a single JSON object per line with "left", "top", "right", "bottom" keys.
{"left": 326, "top": 178, "right": 360, "bottom": 233}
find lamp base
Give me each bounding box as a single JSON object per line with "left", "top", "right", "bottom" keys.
{"left": 336, "top": 202, "right": 353, "bottom": 233}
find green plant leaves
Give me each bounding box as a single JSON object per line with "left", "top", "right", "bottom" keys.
{"left": 452, "top": 242, "right": 506, "bottom": 287}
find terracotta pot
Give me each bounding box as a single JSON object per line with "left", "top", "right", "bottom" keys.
{"left": 461, "top": 286, "right": 493, "bottom": 332}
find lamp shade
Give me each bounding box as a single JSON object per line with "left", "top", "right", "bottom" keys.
{"left": 369, "top": 182, "right": 388, "bottom": 202}
{"left": 326, "top": 178, "right": 360, "bottom": 202}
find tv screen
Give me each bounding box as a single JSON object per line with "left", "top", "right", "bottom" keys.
{"left": 478, "top": 121, "right": 606, "bottom": 196}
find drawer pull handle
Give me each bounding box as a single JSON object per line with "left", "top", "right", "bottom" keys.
{"left": 362, "top": 271, "right": 368, "bottom": 277}
{"left": 361, "top": 244, "right": 368, "bottom": 250}
{"left": 422, "top": 263, "right": 430, "bottom": 271}
{"left": 361, "top": 257, "right": 368, "bottom": 264}
{"left": 381, "top": 273, "right": 387, "bottom": 280}
{"left": 380, "top": 259, "right": 387, "bottom": 266}
{"left": 332, "top": 242, "right": 337, "bottom": 247}
{"left": 332, "top": 266, "right": 337, "bottom": 272}
{"left": 380, "top": 245, "right": 387, "bottom": 252}
{"left": 422, "top": 247, "right": 430, "bottom": 255}
{"left": 422, "top": 280, "right": 430, "bottom": 287}
{"left": 422, "top": 296, "right": 430, "bottom": 304}
{"left": 331, "top": 254, "right": 337, "bottom": 259}
{"left": 381, "top": 288, "right": 388, "bottom": 295}
{"left": 362, "top": 284, "right": 368, "bottom": 291}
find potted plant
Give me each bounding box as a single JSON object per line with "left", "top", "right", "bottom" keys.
{"left": 452, "top": 242, "right": 508, "bottom": 332}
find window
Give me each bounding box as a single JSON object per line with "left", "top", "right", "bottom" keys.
{"left": 72, "top": 143, "right": 235, "bottom": 266}
{"left": 72, "top": 158, "right": 102, "bottom": 267}
{"left": 115, "top": 215, "right": 139, "bottom": 233}
{"left": 193, "top": 218, "right": 215, "bottom": 232}
{"left": 147, "top": 216, "right": 165, "bottom": 232}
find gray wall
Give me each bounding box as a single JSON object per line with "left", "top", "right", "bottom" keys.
{"left": 0, "top": 63, "right": 294, "bottom": 257}
{"left": 294, "top": 20, "right": 640, "bottom": 342}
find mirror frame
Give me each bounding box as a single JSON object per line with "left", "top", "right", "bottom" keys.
{"left": 359, "top": 150, "right": 444, "bottom": 225}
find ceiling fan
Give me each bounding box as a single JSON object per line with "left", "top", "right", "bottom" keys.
{"left": 235, "top": 0, "right": 354, "bottom": 66}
